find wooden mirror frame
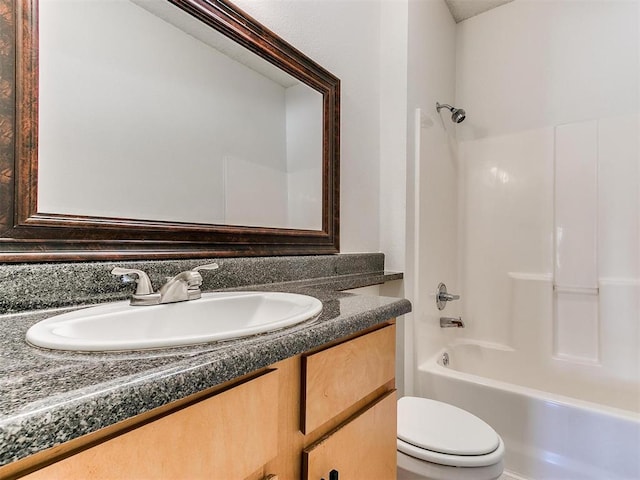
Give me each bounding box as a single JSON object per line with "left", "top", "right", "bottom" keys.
{"left": 0, "top": 0, "right": 340, "bottom": 263}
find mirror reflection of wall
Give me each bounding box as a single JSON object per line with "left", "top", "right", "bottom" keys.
{"left": 38, "top": 0, "right": 322, "bottom": 230}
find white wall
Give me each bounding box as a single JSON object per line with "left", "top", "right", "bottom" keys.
{"left": 456, "top": 0, "right": 639, "bottom": 141}
{"left": 455, "top": 0, "right": 639, "bottom": 381}
{"left": 379, "top": 1, "right": 409, "bottom": 273}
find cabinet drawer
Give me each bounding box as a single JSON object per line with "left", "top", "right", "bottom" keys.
{"left": 301, "top": 324, "right": 395, "bottom": 433}
{"left": 303, "top": 390, "right": 397, "bottom": 480}
{"left": 24, "top": 369, "right": 279, "bottom": 480}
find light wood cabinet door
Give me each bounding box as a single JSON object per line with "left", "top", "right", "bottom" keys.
{"left": 302, "top": 325, "right": 395, "bottom": 433}
{"left": 303, "top": 390, "right": 397, "bottom": 480}
{"left": 23, "top": 370, "right": 279, "bottom": 480}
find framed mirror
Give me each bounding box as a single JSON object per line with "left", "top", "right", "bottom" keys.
{"left": 0, "top": 0, "right": 340, "bottom": 262}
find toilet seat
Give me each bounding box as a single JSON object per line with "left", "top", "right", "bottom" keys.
{"left": 397, "top": 437, "right": 505, "bottom": 467}
{"left": 397, "top": 397, "right": 505, "bottom": 468}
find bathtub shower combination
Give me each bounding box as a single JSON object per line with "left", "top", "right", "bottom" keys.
{"left": 418, "top": 341, "right": 640, "bottom": 480}
{"left": 409, "top": 1, "right": 640, "bottom": 478}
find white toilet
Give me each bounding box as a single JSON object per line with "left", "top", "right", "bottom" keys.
{"left": 397, "top": 397, "right": 505, "bottom": 480}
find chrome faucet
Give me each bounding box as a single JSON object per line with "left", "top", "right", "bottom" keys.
{"left": 111, "top": 263, "right": 219, "bottom": 306}
{"left": 440, "top": 317, "right": 465, "bottom": 328}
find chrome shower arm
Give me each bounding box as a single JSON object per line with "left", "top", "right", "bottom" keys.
{"left": 436, "top": 102, "right": 454, "bottom": 112}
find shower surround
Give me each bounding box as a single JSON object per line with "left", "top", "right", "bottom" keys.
{"left": 458, "top": 116, "right": 639, "bottom": 380}
{"left": 454, "top": 0, "right": 639, "bottom": 389}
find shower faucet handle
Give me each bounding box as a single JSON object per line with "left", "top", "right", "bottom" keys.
{"left": 440, "top": 292, "right": 460, "bottom": 301}
{"left": 436, "top": 282, "right": 460, "bottom": 310}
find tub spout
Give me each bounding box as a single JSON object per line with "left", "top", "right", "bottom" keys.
{"left": 440, "top": 316, "right": 465, "bottom": 328}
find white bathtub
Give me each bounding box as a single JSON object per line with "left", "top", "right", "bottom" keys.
{"left": 417, "top": 341, "right": 640, "bottom": 480}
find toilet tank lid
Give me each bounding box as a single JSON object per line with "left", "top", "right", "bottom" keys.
{"left": 397, "top": 397, "right": 500, "bottom": 456}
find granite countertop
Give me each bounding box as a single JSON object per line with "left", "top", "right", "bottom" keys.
{"left": 0, "top": 272, "right": 410, "bottom": 467}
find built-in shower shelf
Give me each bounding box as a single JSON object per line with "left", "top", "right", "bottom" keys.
{"left": 553, "top": 285, "right": 599, "bottom": 295}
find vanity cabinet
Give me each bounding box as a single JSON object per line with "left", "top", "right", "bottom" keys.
{"left": 19, "top": 370, "right": 280, "bottom": 480}
{"left": 6, "top": 323, "right": 396, "bottom": 480}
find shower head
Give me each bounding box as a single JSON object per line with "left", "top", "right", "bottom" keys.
{"left": 451, "top": 108, "right": 466, "bottom": 123}
{"left": 436, "top": 102, "right": 466, "bottom": 123}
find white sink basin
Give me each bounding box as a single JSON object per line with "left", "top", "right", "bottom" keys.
{"left": 26, "top": 291, "right": 322, "bottom": 352}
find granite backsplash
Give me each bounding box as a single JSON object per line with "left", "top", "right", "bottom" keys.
{"left": 0, "top": 253, "right": 393, "bottom": 314}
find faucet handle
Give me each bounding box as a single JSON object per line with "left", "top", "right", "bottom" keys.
{"left": 189, "top": 263, "right": 219, "bottom": 290}
{"left": 111, "top": 267, "right": 154, "bottom": 295}
{"left": 436, "top": 282, "right": 460, "bottom": 310}
{"left": 192, "top": 263, "right": 219, "bottom": 272}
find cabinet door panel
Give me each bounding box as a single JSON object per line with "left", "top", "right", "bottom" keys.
{"left": 303, "top": 390, "right": 397, "bottom": 480}
{"left": 24, "top": 370, "right": 279, "bottom": 480}
{"left": 302, "top": 325, "right": 395, "bottom": 433}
